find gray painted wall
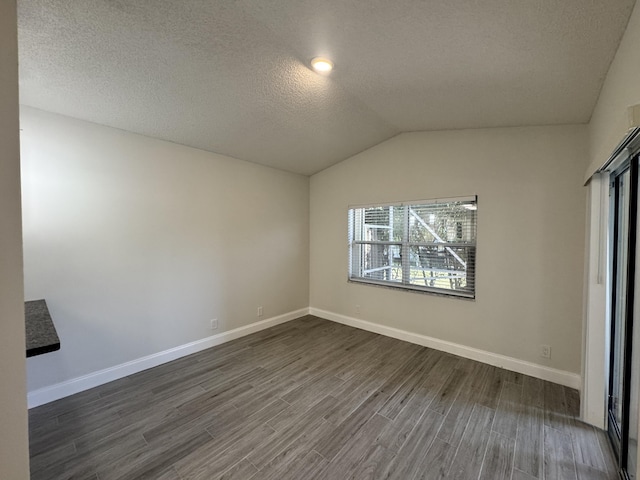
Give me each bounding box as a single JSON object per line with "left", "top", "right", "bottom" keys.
{"left": 0, "top": 0, "right": 29, "bottom": 477}
{"left": 310, "top": 125, "right": 587, "bottom": 374}
{"left": 22, "top": 107, "right": 310, "bottom": 393}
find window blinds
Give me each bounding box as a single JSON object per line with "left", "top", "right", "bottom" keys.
{"left": 348, "top": 196, "right": 477, "bottom": 298}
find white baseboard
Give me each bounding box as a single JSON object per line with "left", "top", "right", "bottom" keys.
{"left": 28, "top": 308, "right": 309, "bottom": 408}
{"left": 309, "top": 307, "right": 581, "bottom": 390}
{"left": 29, "top": 306, "right": 581, "bottom": 408}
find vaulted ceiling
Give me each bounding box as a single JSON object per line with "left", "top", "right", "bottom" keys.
{"left": 18, "top": 0, "right": 637, "bottom": 175}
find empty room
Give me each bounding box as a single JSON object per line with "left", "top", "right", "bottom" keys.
{"left": 3, "top": 0, "right": 640, "bottom": 479}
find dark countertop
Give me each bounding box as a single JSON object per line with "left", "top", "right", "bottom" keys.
{"left": 25, "top": 299, "right": 60, "bottom": 357}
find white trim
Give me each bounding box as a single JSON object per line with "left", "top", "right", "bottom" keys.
{"left": 29, "top": 305, "right": 582, "bottom": 408}
{"left": 581, "top": 175, "right": 609, "bottom": 428}
{"left": 348, "top": 195, "right": 477, "bottom": 210}
{"left": 310, "top": 307, "right": 581, "bottom": 390}
{"left": 28, "top": 308, "right": 309, "bottom": 408}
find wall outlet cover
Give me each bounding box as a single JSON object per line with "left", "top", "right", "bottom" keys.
{"left": 540, "top": 344, "right": 551, "bottom": 359}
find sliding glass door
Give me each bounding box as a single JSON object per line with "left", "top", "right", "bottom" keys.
{"left": 608, "top": 156, "right": 640, "bottom": 479}
{"left": 609, "top": 165, "right": 631, "bottom": 453}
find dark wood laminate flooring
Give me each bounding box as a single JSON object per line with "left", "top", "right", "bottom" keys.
{"left": 29, "top": 315, "right": 618, "bottom": 480}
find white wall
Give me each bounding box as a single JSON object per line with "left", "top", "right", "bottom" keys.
{"left": 587, "top": 0, "right": 640, "bottom": 177}
{"left": 21, "top": 107, "right": 309, "bottom": 393}
{"left": 0, "top": 1, "right": 29, "bottom": 478}
{"left": 581, "top": 0, "right": 640, "bottom": 449}
{"left": 310, "top": 126, "right": 587, "bottom": 376}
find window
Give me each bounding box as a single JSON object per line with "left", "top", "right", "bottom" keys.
{"left": 348, "top": 196, "right": 477, "bottom": 298}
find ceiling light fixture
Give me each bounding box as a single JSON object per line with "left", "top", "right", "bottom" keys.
{"left": 311, "top": 57, "right": 334, "bottom": 74}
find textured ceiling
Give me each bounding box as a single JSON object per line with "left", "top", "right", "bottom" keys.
{"left": 18, "top": 0, "right": 637, "bottom": 175}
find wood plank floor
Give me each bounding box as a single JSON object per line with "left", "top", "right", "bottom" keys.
{"left": 29, "top": 315, "right": 618, "bottom": 480}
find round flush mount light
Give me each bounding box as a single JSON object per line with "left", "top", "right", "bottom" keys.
{"left": 310, "top": 57, "right": 334, "bottom": 73}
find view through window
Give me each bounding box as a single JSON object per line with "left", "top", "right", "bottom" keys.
{"left": 348, "top": 196, "right": 477, "bottom": 298}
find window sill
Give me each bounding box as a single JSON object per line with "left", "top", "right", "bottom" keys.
{"left": 347, "top": 278, "right": 475, "bottom": 300}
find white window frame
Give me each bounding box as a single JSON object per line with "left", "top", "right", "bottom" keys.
{"left": 348, "top": 196, "right": 477, "bottom": 299}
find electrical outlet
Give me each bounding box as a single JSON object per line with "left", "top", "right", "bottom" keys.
{"left": 540, "top": 344, "right": 551, "bottom": 359}
{"left": 210, "top": 319, "right": 218, "bottom": 330}
{"left": 355, "top": 304, "right": 361, "bottom": 314}
{"left": 257, "top": 306, "right": 263, "bottom": 317}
